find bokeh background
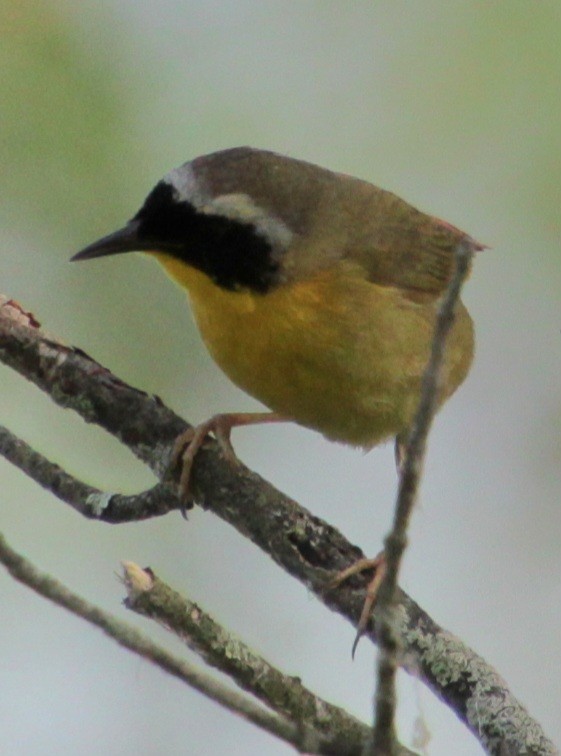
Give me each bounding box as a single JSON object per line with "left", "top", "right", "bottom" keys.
{"left": 2, "top": 2, "right": 560, "bottom": 754}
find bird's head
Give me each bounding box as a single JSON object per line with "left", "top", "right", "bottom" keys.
{"left": 72, "top": 147, "right": 337, "bottom": 293}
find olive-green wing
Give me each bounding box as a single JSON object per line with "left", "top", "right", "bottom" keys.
{"left": 344, "top": 187, "right": 484, "bottom": 297}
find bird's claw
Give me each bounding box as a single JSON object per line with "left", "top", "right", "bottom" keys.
{"left": 171, "top": 415, "right": 242, "bottom": 506}
{"left": 326, "top": 552, "right": 387, "bottom": 657}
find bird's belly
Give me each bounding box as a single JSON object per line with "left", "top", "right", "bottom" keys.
{"left": 158, "top": 258, "right": 474, "bottom": 447}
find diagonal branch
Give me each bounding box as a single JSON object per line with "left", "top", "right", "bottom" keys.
{"left": 0, "top": 299, "right": 556, "bottom": 755}
{"left": 0, "top": 533, "right": 420, "bottom": 756}
{"left": 0, "top": 533, "right": 314, "bottom": 752}
{"left": 122, "top": 561, "right": 419, "bottom": 756}
{"left": 0, "top": 424, "right": 178, "bottom": 521}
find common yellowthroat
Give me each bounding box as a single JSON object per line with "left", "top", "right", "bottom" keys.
{"left": 73, "top": 147, "right": 481, "bottom": 498}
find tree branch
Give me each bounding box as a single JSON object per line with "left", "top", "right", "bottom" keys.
{"left": 0, "top": 298, "right": 556, "bottom": 755}
{"left": 371, "top": 240, "right": 474, "bottom": 754}
{"left": 122, "top": 561, "right": 418, "bottom": 756}
{"left": 0, "top": 532, "right": 420, "bottom": 755}
{"left": 0, "top": 532, "right": 315, "bottom": 752}
{"left": 0, "top": 424, "right": 178, "bottom": 521}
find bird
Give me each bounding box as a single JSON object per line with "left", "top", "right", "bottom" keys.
{"left": 73, "top": 147, "right": 481, "bottom": 634}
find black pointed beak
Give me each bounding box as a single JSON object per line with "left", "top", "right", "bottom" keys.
{"left": 71, "top": 220, "right": 146, "bottom": 262}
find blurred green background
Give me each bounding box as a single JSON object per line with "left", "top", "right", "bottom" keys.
{"left": 2, "top": 2, "right": 560, "bottom": 754}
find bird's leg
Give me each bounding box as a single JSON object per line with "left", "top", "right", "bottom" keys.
{"left": 394, "top": 430, "right": 408, "bottom": 474}
{"left": 327, "top": 432, "right": 408, "bottom": 654}
{"left": 172, "top": 412, "right": 289, "bottom": 503}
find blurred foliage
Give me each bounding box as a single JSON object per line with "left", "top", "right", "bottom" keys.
{"left": 377, "top": 2, "right": 561, "bottom": 265}
{"left": 0, "top": 0, "right": 144, "bottom": 244}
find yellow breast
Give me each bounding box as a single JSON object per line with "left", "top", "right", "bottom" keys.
{"left": 153, "top": 253, "right": 473, "bottom": 448}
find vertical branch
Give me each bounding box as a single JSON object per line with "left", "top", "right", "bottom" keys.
{"left": 370, "top": 240, "right": 476, "bottom": 755}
